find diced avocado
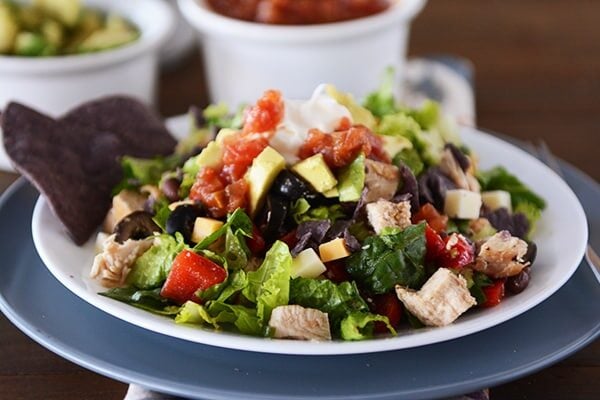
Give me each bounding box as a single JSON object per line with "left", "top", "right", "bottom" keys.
{"left": 325, "top": 84, "right": 376, "bottom": 131}
{"left": 245, "top": 146, "right": 286, "bottom": 216}
{"left": 215, "top": 128, "right": 237, "bottom": 144}
{"left": 14, "top": 32, "right": 49, "bottom": 56}
{"left": 337, "top": 153, "right": 365, "bottom": 202}
{"left": 323, "top": 187, "right": 339, "bottom": 198}
{"left": 105, "top": 14, "right": 133, "bottom": 32}
{"left": 195, "top": 141, "right": 223, "bottom": 170}
{"left": 78, "top": 28, "right": 137, "bottom": 53}
{"left": 16, "top": 5, "right": 44, "bottom": 31}
{"left": 382, "top": 135, "right": 412, "bottom": 159}
{"left": 0, "top": 5, "right": 19, "bottom": 53}
{"left": 291, "top": 154, "right": 337, "bottom": 194}
{"left": 41, "top": 19, "right": 64, "bottom": 47}
{"left": 34, "top": 0, "right": 81, "bottom": 27}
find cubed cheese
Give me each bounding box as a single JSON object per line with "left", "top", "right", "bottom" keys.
{"left": 444, "top": 189, "right": 482, "bottom": 219}
{"left": 291, "top": 154, "right": 337, "bottom": 193}
{"left": 102, "top": 190, "right": 146, "bottom": 232}
{"left": 291, "top": 249, "right": 327, "bottom": 279}
{"left": 481, "top": 190, "right": 512, "bottom": 212}
{"left": 318, "top": 238, "right": 351, "bottom": 262}
{"left": 191, "top": 217, "right": 224, "bottom": 243}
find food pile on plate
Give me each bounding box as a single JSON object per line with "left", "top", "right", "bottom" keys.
{"left": 2, "top": 75, "right": 545, "bottom": 342}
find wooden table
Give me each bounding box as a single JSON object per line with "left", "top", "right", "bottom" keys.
{"left": 1, "top": 1, "right": 598, "bottom": 399}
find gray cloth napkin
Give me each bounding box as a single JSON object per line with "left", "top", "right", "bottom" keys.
{"left": 126, "top": 56, "right": 487, "bottom": 400}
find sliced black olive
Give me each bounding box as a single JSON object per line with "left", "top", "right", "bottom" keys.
{"left": 506, "top": 267, "right": 530, "bottom": 294}
{"left": 166, "top": 204, "right": 204, "bottom": 243}
{"left": 259, "top": 195, "right": 291, "bottom": 244}
{"left": 270, "top": 170, "right": 319, "bottom": 201}
{"left": 114, "top": 211, "right": 161, "bottom": 243}
{"left": 524, "top": 241, "right": 537, "bottom": 265}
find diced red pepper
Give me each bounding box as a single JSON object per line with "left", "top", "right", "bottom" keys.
{"left": 481, "top": 280, "right": 505, "bottom": 308}
{"left": 280, "top": 228, "right": 298, "bottom": 249}
{"left": 324, "top": 260, "right": 350, "bottom": 283}
{"left": 425, "top": 225, "right": 474, "bottom": 269}
{"left": 413, "top": 203, "right": 448, "bottom": 233}
{"left": 372, "top": 292, "right": 403, "bottom": 333}
{"left": 160, "top": 250, "right": 227, "bottom": 305}
{"left": 246, "top": 225, "right": 266, "bottom": 255}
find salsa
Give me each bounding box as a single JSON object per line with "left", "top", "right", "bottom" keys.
{"left": 206, "top": 0, "right": 392, "bottom": 25}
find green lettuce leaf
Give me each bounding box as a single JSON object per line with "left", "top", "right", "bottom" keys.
{"left": 478, "top": 166, "right": 546, "bottom": 210}
{"left": 340, "top": 312, "right": 396, "bottom": 340}
{"left": 206, "top": 302, "right": 263, "bottom": 336}
{"left": 347, "top": 223, "right": 427, "bottom": 294}
{"left": 291, "top": 199, "right": 346, "bottom": 224}
{"left": 100, "top": 287, "right": 180, "bottom": 315}
{"left": 203, "top": 102, "right": 245, "bottom": 129}
{"left": 337, "top": 153, "right": 365, "bottom": 202}
{"left": 175, "top": 301, "right": 222, "bottom": 329}
{"left": 243, "top": 241, "right": 292, "bottom": 322}
{"left": 289, "top": 278, "right": 368, "bottom": 330}
{"left": 462, "top": 269, "right": 493, "bottom": 305}
{"left": 363, "top": 67, "right": 398, "bottom": 118}
{"left": 178, "top": 154, "right": 200, "bottom": 198}
{"left": 113, "top": 155, "right": 181, "bottom": 194}
{"left": 392, "top": 147, "right": 425, "bottom": 176}
{"left": 514, "top": 201, "right": 542, "bottom": 239}
{"left": 224, "top": 227, "right": 250, "bottom": 270}
{"left": 127, "top": 234, "right": 186, "bottom": 289}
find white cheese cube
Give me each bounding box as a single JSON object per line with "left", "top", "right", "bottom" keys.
{"left": 319, "top": 238, "right": 351, "bottom": 262}
{"left": 191, "top": 217, "right": 224, "bottom": 243}
{"left": 482, "top": 190, "right": 512, "bottom": 212}
{"left": 291, "top": 249, "right": 327, "bottom": 279}
{"left": 444, "top": 189, "right": 482, "bottom": 219}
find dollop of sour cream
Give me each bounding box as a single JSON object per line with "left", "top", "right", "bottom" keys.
{"left": 269, "top": 85, "right": 352, "bottom": 164}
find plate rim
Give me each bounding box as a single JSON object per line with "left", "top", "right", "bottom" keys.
{"left": 29, "top": 124, "right": 589, "bottom": 355}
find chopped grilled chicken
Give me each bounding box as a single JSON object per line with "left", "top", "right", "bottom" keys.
{"left": 366, "top": 199, "right": 411, "bottom": 234}
{"left": 269, "top": 305, "right": 332, "bottom": 341}
{"left": 363, "top": 159, "right": 400, "bottom": 203}
{"left": 474, "top": 230, "right": 529, "bottom": 278}
{"left": 439, "top": 148, "right": 480, "bottom": 192}
{"left": 90, "top": 233, "right": 153, "bottom": 287}
{"left": 395, "top": 268, "right": 477, "bottom": 327}
{"left": 102, "top": 190, "right": 147, "bottom": 233}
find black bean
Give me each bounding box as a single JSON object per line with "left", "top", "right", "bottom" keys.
{"left": 506, "top": 268, "right": 530, "bottom": 294}
{"left": 524, "top": 241, "right": 537, "bottom": 265}
{"left": 161, "top": 177, "right": 181, "bottom": 202}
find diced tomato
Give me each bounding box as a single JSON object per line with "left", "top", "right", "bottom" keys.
{"left": 425, "top": 225, "right": 474, "bottom": 269}
{"left": 222, "top": 134, "right": 269, "bottom": 181}
{"left": 324, "top": 260, "right": 350, "bottom": 283}
{"left": 298, "top": 125, "right": 389, "bottom": 169}
{"left": 425, "top": 224, "right": 446, "bottom": 262}
{"left": 246, "top": 225, "right": 266, "bottom": 255}
{"left": 372, "top": 292, "right": 402, "bottom": 333}
{"left": 160, "top": 250, "right": 227, "bottom": 305}
{"left": 413, "top": 203, "right": 448, "bottom": 233}
{"left": 242, "top": 90, "right": 284, "bottom": 135}
{"left": 481, "top": 280, "right": 505, "bottom": 308}
{"left": 279, "top": 228, "right": 298, "bottom": 249}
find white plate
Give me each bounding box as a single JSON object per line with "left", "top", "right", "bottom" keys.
{"left": 30, "top": 121, "right": 588, "bottom": 355}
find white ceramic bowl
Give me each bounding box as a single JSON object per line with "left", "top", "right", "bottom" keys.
{"left": 0, "top": 0, "right": 175, "bottom": 117}
{"left": 179, "top": 0, "right": 426, "bottom": 106}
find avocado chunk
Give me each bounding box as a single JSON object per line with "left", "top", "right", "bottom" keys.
{"left": 245, "top": 146, "right": 286, "bottom": 216}
{"left": 14, "top": 31, "right": 50, "bottom": 56}
{"left": 195, "top": 141, "right": 223, "bottom": 170}
{"left": 78, "top": 28, "right": 137, "bottom": 52}
{"left": 34, "top": 0, "right": 81, "bottom": 27}
{"left": 291, "top": 154, "right": 338, "bottom": 194}
{"left": 337, "top": 153, "right": 365, "bottom": 202}
{"left": 0, "top": 5, "right": 19, "bottom": 53}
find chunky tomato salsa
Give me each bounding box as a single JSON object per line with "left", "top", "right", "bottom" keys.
{"left": 206, "top": 0, "right": 392, "bottom": 25}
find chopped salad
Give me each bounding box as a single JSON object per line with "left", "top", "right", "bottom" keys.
{"left": 92, "top": 75, "right": 545, "bottom": 341}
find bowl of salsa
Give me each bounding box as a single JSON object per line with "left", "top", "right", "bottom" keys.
{"left": 178, "top": 0, "right": 426, "bottom": 107}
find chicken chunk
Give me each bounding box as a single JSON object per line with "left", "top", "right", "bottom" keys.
{"left": 439, "top": 148, "right": 480, "bottom": 192}
{"left": 366, "top": 199, "right": 412, "bottom": 234}
{"left": 90, "top": 233, "right": 153, "bottom": 287}
{"left": 395, "top": 268, "right": 476, "bottom": 327}
{"left": 268, "top": 305, "right": 331, "bottom": 341}
{"left": 474, "top": 230, "right": 529, "bottom": 278}
{"left": 363, "top": 159, "right": 400, "bottom": 203}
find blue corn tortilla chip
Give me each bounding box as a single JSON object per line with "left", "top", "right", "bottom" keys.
{"left": 2, "top": 97, "right": 176, "bottom": 245}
